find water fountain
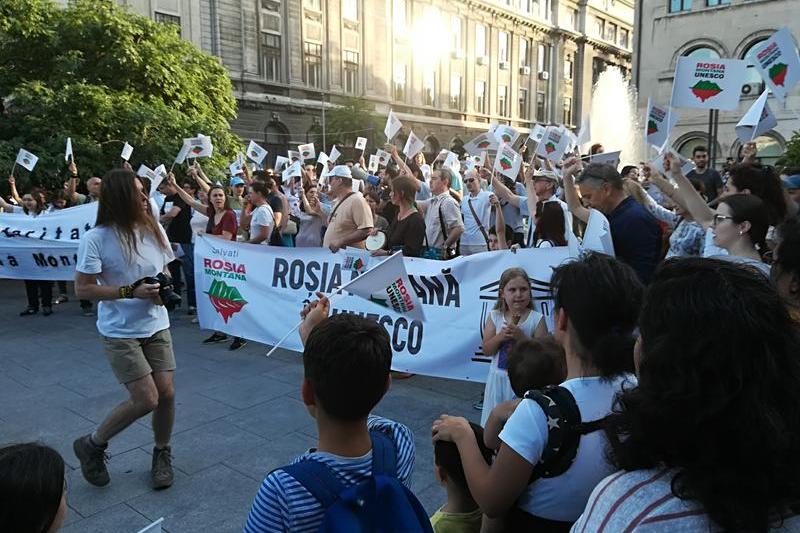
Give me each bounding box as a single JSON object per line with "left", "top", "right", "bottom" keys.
{"left": 586, "top": 66, "right": 645, "bottom": 166}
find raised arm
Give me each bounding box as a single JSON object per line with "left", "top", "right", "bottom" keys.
{"left": 490, "top": 194, "right": 507, "bottom": 250}
{"left": 665, "top": 153, "right": 715, "bottom": 229}
{"left": 388, "top": 144, "right": 414, "bottom": 178}
{"left": 187, "top": 165, "right": 211, "bottom": 193}
{"left": 168, "top": 173, "right": 207, "bottom": 212}
{"left": 562, "top": 157, "right": 591, "bottom": 223}
{"left": 8, "top": 176, "right": 22, "bottom": 205}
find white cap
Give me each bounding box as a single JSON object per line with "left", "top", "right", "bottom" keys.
{"left": 330, "top": 165, "right": 352, "bottom": 179}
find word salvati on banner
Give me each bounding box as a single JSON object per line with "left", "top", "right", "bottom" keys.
{"left": 194, "top": 235, "right": 571, "bottom": 382}
{"left": 0, "top": 203, "right": 98, "bottom": 280}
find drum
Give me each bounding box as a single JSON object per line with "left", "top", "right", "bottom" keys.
{"left": 365, "top": 231, "right": 387, "bottom": 251}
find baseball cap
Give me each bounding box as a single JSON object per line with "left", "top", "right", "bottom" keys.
{"left": 782, "top": 174, "right": 800, "bottom": 189}
{"left": 330, "top": 165, "right": 352, "bottom": 179}
{"left": 230, "top": 176, "right": 245, "bottom": 186}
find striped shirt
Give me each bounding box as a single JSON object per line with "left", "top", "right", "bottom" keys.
{"left": 244, "top": 416, "right": 415, "bottom": 533}
{"left": 571, "top": 468, "right": 800, "bottom": 532}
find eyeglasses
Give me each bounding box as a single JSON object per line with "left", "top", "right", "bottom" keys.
{"left": 712, "top": 214, "right": 735, "bottom": 226}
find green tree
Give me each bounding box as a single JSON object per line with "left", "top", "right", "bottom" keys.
{"left": 0, "top": 0, "right": 240, "bottom": 190}
{"left": 325, "top": 97, "right": 381, "bottom": 151}
{"left": 778, "top": 130, "right": 800, "bottom": 170}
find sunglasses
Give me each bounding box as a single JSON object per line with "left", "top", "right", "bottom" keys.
{"left": 712, "top": 214, "right": 735, "bottom": 226}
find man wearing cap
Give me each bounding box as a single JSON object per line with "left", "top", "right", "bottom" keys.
{"left": 228, "top": 176, "right": 246, "bottom": 210}
{"left": 460, "top": 169, "right": 494, "bottom": 255}
{"left": 417, "top": 169, "right": 464, "bottom": 259}
{"left": 522, "top": 169, "right": 572, "bottom": 247}
{"left": 782, "top": 169, "right": 800, "bottom": 211}
{"left": 322, "top": 165, "right": 374, "bottom": 252}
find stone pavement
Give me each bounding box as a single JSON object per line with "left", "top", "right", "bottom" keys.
{"left": 0, "top": 280, "right": 483, "bottom": 533}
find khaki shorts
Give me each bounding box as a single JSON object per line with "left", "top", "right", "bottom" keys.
{"left": 102, "top": 329, "right": 176, "bottom": 384}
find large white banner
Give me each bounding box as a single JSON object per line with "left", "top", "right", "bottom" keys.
{"left": 0, "top": 203, "right": 97, "bottom": 280}
{"left": 194, "top": 235, "right": 571, "bottom": 382}
{"left": 670, "top": 57, "right": 748, "bottom": 111}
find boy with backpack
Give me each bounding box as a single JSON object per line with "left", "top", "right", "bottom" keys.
{"left": 244, "top": 294, "right": 432, "bottom": 532}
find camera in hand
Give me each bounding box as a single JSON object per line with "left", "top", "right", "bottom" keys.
{"left": 138, "top": 272, "right": 182, "bottom": 311}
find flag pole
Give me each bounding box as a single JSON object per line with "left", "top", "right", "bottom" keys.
{"left": 10, "top": 162, "right": 16, "bottom": 178}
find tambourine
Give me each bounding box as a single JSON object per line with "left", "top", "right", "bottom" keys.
{"left": 365, "top": 231, "right": 387, "bottom": 251}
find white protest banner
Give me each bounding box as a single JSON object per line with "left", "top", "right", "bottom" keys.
{"left": 385, "top": 110, "right": 403, "bottom": 140}
{"left": 120, "top": 142, "right": 134, "bottom": 161}
{"left": 184, "top": 136, "right": 213, "bottom": 158}
{"left": 375, "top": 149, "right": 390, "bottom": 167}
{"left": 174, "top": 142, "right": 191, "bottom": 165}
{"left": 355, "top": 137, "right": 368, "bottom": 151}
{"left": 368, "top": 154, "right": 380, "bottom": 172}
{"left": 403, "top": 131, "right": 424, "bottom": 159}
{"left": 590, "top": 150, "right": 621, "bottom": 168}
{"left": 229, "top": 161, "right": 243, "bottom": 176}
{"left": 463, "top": 132, "right": 498, "bottom": 155}
{"left": 298, "top": 143, "right": 316, "bottom": 161}
{"left": 735, "top": 90, "right": 778, "bottom": 142}
{"left": 287, "top": 150, "right": 301, "bottom": 163}
{"left": 420, "top": 164, "right": 432, "bottom": 181}
{"left": 576, "top": 117, "right": 591, "bottom": 150}
{"left": 493, "top": 125, "right": 520, "bottom": 145}
{"left": 317, "top": 152, "right": 329, "bottom": 167}
{"left": 530, "top": 124, "right": 547, "bottom": 144}
{"left": 751, "top": 27, "right": 800, "bottom": 103}
{"left": 282, "top": 161, "right": 302, "bottom": 184}
{"left": 194, "top": 236, "right": 569, "bottom": 381}
{"left": 470, "top": 152, "right": 486, "bottom": 167}
{"left": 443, "top": 151, "right": 460, "bottom": 172}
{"left": 670, "top": 57, "right": 748, "bottom": 111}
{"left": 535, "top": 126, "right": 569, "bottom": 161}
{"left": 563, "top": 128, "right": 579, "bottom": 154}
{"left": 15, "top": 149, "right": 38, "bottom": 172}
{"left": 151, "top": 164, "right": 167, "bottom": 196}
{"left": 274, "top": 155, "right": 289, "bottom": 172}
{"left": 65, "top": 138, "right": 73, "bottom": 162}
{"left": 246, "top": 140, "right": 268, "bottom": 165}
{"left": 137, "top": 164, "right": 156, "bottom": 179}
{"left": 645, "top": 99, "right": 680, "bottom": 148}
{"left": 329, "top": 145, "right": 341, "bottom": 163}
{"left": 583, "top": 209, "right": 615, "bottom": 256}
{"left": 650, "top": 146, "right": 695, "bottom": 177}
{"left": 493, "top": 144, "right": 522, "bottom": 179}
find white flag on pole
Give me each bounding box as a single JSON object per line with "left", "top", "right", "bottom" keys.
{"left": 246, "top": 140, "right": 268, "bottom": 164}
{"left": 137, "top": 164, "right": 156, "bottom": 179}
{"left": 493, "top": 144, "right": 522, "bottom": 179}
{"left": 184, "top": 136, "right": 213, "bottom": 158}
{"left": 150, "top": 164, "right": 167, "bottom": 197}
{"left": 298, "top": 143, "right": 316, "bottom": 161}
{"left": 368, "top": 154, "right": 380, "bottom": 172}
{"left": 649, "top": 145, "right": 695, "bottom": 177}
{"left": 463, "top": 132, "right": 498, "bottom": 155}
{"left": 403, "top": 131, "right": 425, "bottom": 159}
{"left": 589, "top": 150, "right": 622, "bottom": 168}
{"left": 355, "top": 137, "right": 368, "bottom": 151}
{"left": 65, "top": 138, "right": 73, "bottom": 162}
{"left": 670, "top": 57, "right": 748, "bottom": 111}
{"left": 529, "top": 124, "right": 547, "bottom": 144}
{"left": 282, "top": 161, "right": 302, "bottom": 184}
{"left": 493, "top": 125, "right": 521, "bottom": 145}
{"left": 329, "top": 145, "right": 341, "bottom": 163}
{"left": 750, "top": 27, "right": 800, "bottom": 103}
{"left": 342, "top": 251, "right": 425, "bottom": 321}
{"left": 470, "top": 152, "right": 487, "bottom": 167}
{"left": 174, "top": 142, "right": 191, "bottom": 165}
{"left": 735, "top": 90, "right": 778, "bottom": 143}
{"left": 120, "top": 142, "right": 134, "bottom": 161}
{"left": 582, "top": 209, "right": 615, "bottom": 256}
{"left": 385, "top": 111, "right": 403, "bottom": 140}
{"left": 535, "top": 126, "right": 570, "bottom": 161}
{"left": 287, "top": 150, "right": 301, "bottom": 163}
{"left": 576, "top": 117, "right": 591, "bottom": 149}
{"left": 274, "top": 155, "right": 290, "bottom": 172}
{"left": 317, "top": 152, "right": 329, "bottom": 167}
{"left": 443, "top": 151, "right": 460, "bottom": 172}
{"left": 15, "top": 149, "right": 38, "bottom": 172}
{"left": 229, "top": 161, "right": 243, "bottom": 176}
{"left": 645, "top": 99, "right": 680, "bottom": 148}
{"left": 375, "top": 149, "right": 390, "bottom": 167}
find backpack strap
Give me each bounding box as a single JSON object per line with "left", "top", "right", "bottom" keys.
{"left": 369, "top": 428, "right": 398, "bottom": 478}
{"left": 281, "top": 459, "right": 345, "bottom": 509}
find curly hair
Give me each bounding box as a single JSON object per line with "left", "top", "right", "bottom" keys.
{"left": 605, "top": 258, "right": 800, "bottom": 531}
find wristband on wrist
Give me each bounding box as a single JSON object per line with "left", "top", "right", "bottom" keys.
{"left": 118, "top": 284, "right": 134, "bottom": 299}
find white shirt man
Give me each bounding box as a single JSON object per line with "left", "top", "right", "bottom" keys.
{"left": 417, "top": 170, "right": 464, "bottom": 258}
{"left": 460, "top": 170, "right": 494, "bottom": 255}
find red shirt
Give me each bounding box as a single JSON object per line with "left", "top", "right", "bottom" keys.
{"left": 205, "top": 207, "right": 238, "bottom": 241}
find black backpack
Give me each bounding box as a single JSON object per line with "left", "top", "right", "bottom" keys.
{"left": 523, "top": 385, "right": 608, "bottom": 482}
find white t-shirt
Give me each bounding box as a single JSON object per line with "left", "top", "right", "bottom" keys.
{"left": 460, "top": 190, "right": 493, "bottom": 246}
{"left": 251, "top": 203, "right": 275, "bottom": 244}
{"left": 77, "top": 225, "right": 174, "bottom": 338}
{"left": 499, "top": 374, "right": 635, "bottom": 522}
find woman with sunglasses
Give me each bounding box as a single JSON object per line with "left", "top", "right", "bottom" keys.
{"left": 370, "top": 175, "right": 425, "bottom": 257}
{"left": 663, "top": 153, "right": 770, "bottom": 275}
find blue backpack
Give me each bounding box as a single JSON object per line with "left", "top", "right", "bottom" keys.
{"left": 281, "top": 429, "right": 434, "bottom": 533}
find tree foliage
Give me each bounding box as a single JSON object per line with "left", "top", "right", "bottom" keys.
{"left": 0, "top": 0, "right": 240, "bottom": 190}
{"left": 325, "top": 97, "right": 381, "bottom": 149}
{"left": 778, "top": 130, "right": 800, "bottom": 170}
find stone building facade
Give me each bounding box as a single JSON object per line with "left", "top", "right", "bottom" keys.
{"left": 106, "top": 0, "right": 632, "bottom": 165}
{"left": 633, "top": 0, "right": 799, "bottom": 167}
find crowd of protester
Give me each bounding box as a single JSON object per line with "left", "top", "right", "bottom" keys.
{"left": 4, "top": 134, "right": 800, "bottom": 533}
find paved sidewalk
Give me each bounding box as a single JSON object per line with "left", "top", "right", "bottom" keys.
{"left": 0, "top": 280, "right": 483, "bottom": 533}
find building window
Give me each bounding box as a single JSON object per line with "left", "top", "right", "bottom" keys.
{"left": 669, "top": 0, "right": 692, "bottom": 12}
{"left": 537, "top": 43, "right": 550, "bottom": 73}
{"left": 499, "top": 32, "right": 509, "bottom": 64}
{"left": 475, "top": 80, "right": 486, "bottom": 114}
{"left": 564, "top": 54, "right": 574, "bottom": 80}
{"left": 393, "top": 0, "right": 406, "bottom": 34}
{"left": 423, "top": 70, "right": 435, "bottom": 106}
{"left": 620, "top": 28, "right": 630, "bottom": 48}
{"left": 533, "top": 0, "right": 552, "bottom": 20}
{"left": 304, "top": 0, "right": 321, "bottom": 10}
{"left": 261, "top": 33, "right": 281, "bottom": 82}
{"left": 519, "top": 38, "right": 529, "bottom": 67}
{"left": 476, "top": 24, "right": 487, "bottom": 58}
{"left": 343, "top": 0, "right": 358, "bottom": 21}
{"left": 154, "top": 12, "right": 181, "bottom": 34}
{"left": 536, "top": 91, "right": 547, "bottom": 121}
{"left": 450, "top": 75, "right": 462, "bottom": 110}
{"left": 393, "top": 63, "right": 406, "bottom": 101}
{"left": 498, "top": 85, "right": 508, "bottom": 116}
{"left": 563, "top": 96, "right": 573, "bottom": 125}
{"left": 343, "top": 50, "right": 359, "bottom": 94}
{"left": 303, "top": 42, "right": 322, "bottom": 88}
{"left": 592, "top": 57, "right": 606, "bottom": 84}
{"left": 742, "top": 40, "right": 767, "bottom": 94}
{"left": 605, "top": 22, "right": 617, "bottom": 43}
{"left": 568, "top": 9, "right": 578, "bottom": 30}
{"left": 520, "top": 0, "right": 531, "bottom": 14}
{"left": 519, "top": 88, "right": 529, "bottom": 119}
{"left": 451, "top": 17, "right": 462, "bottom": 54}
{"left": 706, "top": 0, "right": 729, "bottom": 5}
{"left": 594, "top": 17, "right": 605, "bottom": 38}
{"left": 685, "top": 46, "right": 721, "bottom": 59}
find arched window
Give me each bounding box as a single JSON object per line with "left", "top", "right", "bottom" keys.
{"left": 306, "top": 121, "right": 323, "bottom": 149}
{"left": 741, "top": 40, "right": 767, "bottom": 95}
{"left": 734, "top": 134, "right": 784, "bottom": 167}
{"left": 684, "top": 46, "right": 720, "bottom": 60}
{"left": 423, "top": 135, "right": 440, "bottom": 158}
{"left": 676, "top": 133, "right": 719, "bottom": 162}
{"left": 264, "top": 121, "right": 290, "bottom": 168}
{"left": 449, "top": 136, "right": 465, "bottom": 157}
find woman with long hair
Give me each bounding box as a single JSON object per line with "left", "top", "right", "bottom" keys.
{"left": 723, "top": 163, "right": 787, "bottom": 226}
{"left": 532, "top": 202, "right": 568, "bottom": 247}
{"left": 295, "top": 182, "right": 330, "bottom": 247}
{"left": 574, "top": 258, "right": 800, "bottom": 531}
{"left": 771, "top": 218, "right": 800, "bottom": 324}
{"left": 370, "top": 175, "right": 425, "bottom": 257}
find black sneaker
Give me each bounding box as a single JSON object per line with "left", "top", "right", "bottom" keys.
{"left": 73, "top": 434, "right": 110, "bottom": 487}
{"left": 229, "top": 337, "right": 247, "bottom": 351}
{"left": 19, "top": 307, "right": 38, "bottom": 316}
{"left": 151, "top": 446, "right": 174, "bottom": 489}
{"left": 42, "top": 306, "right": 53, "bottom": 316}
{"left": 55, "top": 295, "right": 69, "bottom": 304}
{"left": 203, "top": 332, "right": 228, "bottom": 344}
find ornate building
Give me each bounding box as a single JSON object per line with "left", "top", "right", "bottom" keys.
{"left": 106, "top": 0, "right": 632, "bottom": 165}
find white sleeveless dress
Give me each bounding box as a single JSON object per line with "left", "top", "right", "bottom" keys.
{"left": 480, "top": 308, "right": 543, "bottom": 427}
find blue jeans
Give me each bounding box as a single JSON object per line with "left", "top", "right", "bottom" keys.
{"left": 168, "top": 242, "right": 195, "bottom": 307}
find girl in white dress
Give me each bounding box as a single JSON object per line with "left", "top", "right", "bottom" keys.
{"left": 481, "top": 267, "right": 547, "bottom": 426}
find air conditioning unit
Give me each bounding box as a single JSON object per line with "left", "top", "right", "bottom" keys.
{"left": 477, "top": 56, "right": 488, "bottom": 66}
{"left": 520, "top": 66, "right": 531, "bottom": 76}
{"left": 499, "top": 61, "right": 510, "bottom": 70}
{"left": 451, "top": 49, "right": 464, "bottom": 59}
{"left": 741, "top": 82, "right": 761, "bottom": 96}
{"left": 538, "top": 71, "right": 550, "bottom": 81}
